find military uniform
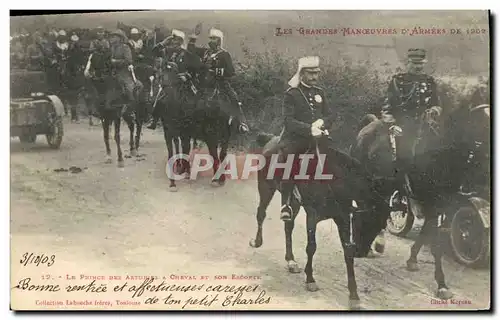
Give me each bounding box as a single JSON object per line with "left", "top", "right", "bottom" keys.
{"left": 109, "top": 29, "right": 143, "bottom": 104}
{"left": 281, "top": 83, "right": 333, "bottom": 152}
{"left": 279, "top": 56, "right": 334, "bottom": 221}
{"left": 188, "top": 28, "right": 248, "bottom": 132}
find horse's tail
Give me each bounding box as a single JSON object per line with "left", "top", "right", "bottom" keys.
{"left": 256, "top": 132, "right": 275, "bottom": 147}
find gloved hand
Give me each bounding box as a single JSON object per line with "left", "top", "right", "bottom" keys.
{"left": 312, "top": 119, "right": 324, "bottom": 129}
{"left": 311, "top": 125, "right": 323, "bottom": 137}
{"left": 149, "top": 75, "right": 154, "bottom": 81}
{"left": 389, "top": 125, "right": 403, "bottom": 137}
{"left": 128, "top": 65, "right": 134, "bottom": 72}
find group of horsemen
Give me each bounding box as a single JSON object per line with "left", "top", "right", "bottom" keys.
{"left": 11, "top": 28, "right": 488, "bottom": 220}
{"left": 10, "top": 26, "right": 250, "bottom": 131}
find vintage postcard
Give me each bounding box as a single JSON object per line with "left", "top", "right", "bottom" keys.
{"left": 10, "top": 10, "right": 491, "bottom": 311}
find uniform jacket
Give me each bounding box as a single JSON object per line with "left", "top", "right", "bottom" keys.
{"left": 188, "top": 44, "right": 236, "bottom": 87}
{"left": 166, "top": 48, "right": 204, "bottom": 82}
{"left": 89, "top": 39, "right": 110, "bottom": 53}
{"left": 385, "top": 72, "right": 439, "bottom": 119}
{"left": 281, "top": 83, "right": 335, "bottom": 147}
{"left": 110, "top": 42, "right": 133, "bottom": 74}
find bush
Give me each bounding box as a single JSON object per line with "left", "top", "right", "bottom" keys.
{"left": 231, "top": 49, "right": 488, "bottom": 151}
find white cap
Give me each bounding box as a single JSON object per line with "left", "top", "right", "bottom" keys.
{"left": 171, "top": 29, "right": 185, "bottom": 40}
{"left": 209, "top": 28, "right": 224, "bottom": 47}
{"left": 70, "top": 34, "right": 79, "bottom": 42}
{"left": 131, "top": 28, "right": 139, "bottom": 35}
{"left": 288, "top": 56, "right": 321, "bottom": 88}
{"left": 58, "top": 30, "right": 67, "bottom": 36}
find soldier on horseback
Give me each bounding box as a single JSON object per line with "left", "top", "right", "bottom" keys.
{"left": 187, "top": 28, "right": 249, "bottom": 133}
{"left": 279, "top": 56, "right": 335, "bottom": 221}
{"left": 147, "top": 29, "right": 204, "bottom": 129}
{"left": 89, "top": 26, "right": 110, "bottom": 53}
{"left": 108, "top": 29, "right": 143, "bottom": 110}
{"left": 355, "top": 48, "right": 440, "bottom": 192}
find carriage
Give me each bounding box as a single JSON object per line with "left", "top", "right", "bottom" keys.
{"left": 387, "top": 177, "right": 490, "bottom": 268}
{"left": 10, "top": 68, "right": 65, "bottom": 149}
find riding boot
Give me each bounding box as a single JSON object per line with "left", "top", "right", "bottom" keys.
{"left": 280, "top": 180, "right": 294, "bottom": 221}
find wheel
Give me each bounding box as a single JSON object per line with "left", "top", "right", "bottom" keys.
{"left": 46, "top": 116, "right": 63, "bottom": 149}
{"left": 450, "top": 206, "right": 490, "bottom": 268}
{"left": 19, "top": 133, "right": 37, "bottom": 143}
{"left": 386, "top": 190, "right": 415, "bottom": 237}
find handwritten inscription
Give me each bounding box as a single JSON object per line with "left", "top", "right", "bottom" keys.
{"left": 13, "top": 276, "right": 272, "bottom": 309}
{"left": 20, "top": 252, "right": 55, "bottom": 267}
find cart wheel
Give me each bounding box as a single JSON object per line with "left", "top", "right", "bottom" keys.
{"left": 19, "top": 133, "right": 37, "bottom": 143}
{"left": 46, "top": 116, "right": 63, "bottom": 149}
{"left": 450, "top": 206, "right": 490, "bottom": 268}
{"left": 386, "top": 191, "right": 415, "bottom": 237}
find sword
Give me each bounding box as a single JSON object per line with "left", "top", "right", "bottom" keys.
{"left": 129, "top": 65, "right": 137, "bottom": 83}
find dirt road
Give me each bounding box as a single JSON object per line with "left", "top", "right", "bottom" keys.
{"left": 10, "top": 118, "right": 490, "bottom": 311}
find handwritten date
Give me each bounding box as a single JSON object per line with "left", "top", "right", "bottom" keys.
{"left": 20, "top": 252, "right": 55, "bottom": 267}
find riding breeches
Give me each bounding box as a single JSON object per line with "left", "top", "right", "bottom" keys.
{"left": 116, "top": 72, "right": 143, "bottom": 103}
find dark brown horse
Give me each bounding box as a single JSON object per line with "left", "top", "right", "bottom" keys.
{"left": 350, "top": 103, "right": 491, "bottom": 300}
{"left": 86, "top": 49, "right": 149, "bottom": 167}
{"left": 250, "top": 133, "right": 390, "bottom": 310}
{"left": 153, "top": 60, "right": 236, "bottom": 190}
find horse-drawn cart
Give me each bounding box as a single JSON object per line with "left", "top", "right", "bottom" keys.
{"left": 10, "top": 69, "right": 65, "bottom": 149}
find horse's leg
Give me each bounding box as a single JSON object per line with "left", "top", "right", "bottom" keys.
{"left": 303, "top": 205, "right": 319, "bottom": 292}
{"left": 124, "top": 112, "right": 136, "bottom": 157}
{"left": 334, "top": 213, "right": 361, "bottom": 310}
{"left": 208, "top": 140, "right": 220, "bottom": 186}
{"left": 406, "top": 215, "right": 432, "bottom": 271}
{"left": 431, "top": 213, "right": 453, "bottom": 300}
{"left": 102, "top": 115, "right": 112, "bottom": 164}
{"left": 114, "top": 111, "right": 124, "bottom": 168}
{"left": 217, "top": 138, "right": 229, "bottom": 186}
{"left": 286, "top": 197, "right": 302, "bottom": 273}
{"left": 134, "top": 110, "right": 143, "bottom": 155}
{"left": 163, "top": 124, "right": 177, "bottom": 191}
{"left": 180, "top": 133, "right": 192, "bottom": 178}
{"left": 249, "top": 178, "right": 276, "bottom": 249}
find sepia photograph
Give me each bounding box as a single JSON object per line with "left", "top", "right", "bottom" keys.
{"left": 9, "top": 9, "right": 491, "bottom": 311}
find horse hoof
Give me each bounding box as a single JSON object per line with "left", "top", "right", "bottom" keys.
{"left": 211, "top": 180, "right": 220, "bottom": 187}
{"left": 130, "top": 149, "right": 137, "bottom": 157}
{"left": 306, "top": 282, "right": 319, "bottom": 292}
{"left": 117, "top": 160, "right": 125, "bottom": 168}
{"left": 249, "top": 238, "right": 262, "bottom": 248}
{"left": 366, "top": 249, "right": 378, "bottom": 259}
{"left": 436, "top": 288, "right": 453, "bottom": 300}
{"left": 348, "top": 299, "right": 362, "bottom": 310}
{"left": 218, "top": 180, "right": 226, "bottom": 186}
{"left": 287, "top": 261, "right": 301, "bottom": 274}
{"left": 105, "top": 156, "right": 112, "bottom": 164}
{"left": 406, "top": 260, "right": 419, "bottom": 272}
{"left": 169, "top": 186, "right": 178, "bottom": 192}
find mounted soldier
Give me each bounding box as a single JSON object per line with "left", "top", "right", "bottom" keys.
{"left": 147, "top": 29, "right": 204, "bottom": 130}
{"left": 108, "top": 29, "right": 143, "bottom": 110}
{"left": 187, "top": 28, "right": 249, "bottom": 133}
{"left": 278, "top": 56, "right": 335, "bottom": 221}
{"left": 89, "top": 26, "right": 110, "bottom": 53}
{"left": 355, "top": 48, "right": 441, "bottom": 191}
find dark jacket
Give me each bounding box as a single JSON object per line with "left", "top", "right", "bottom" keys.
{"left": 281, "top": 83, "right": 335, "bottom": 150}
{"left": 385, "top": 72, "right": 439, "bottom": 120}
